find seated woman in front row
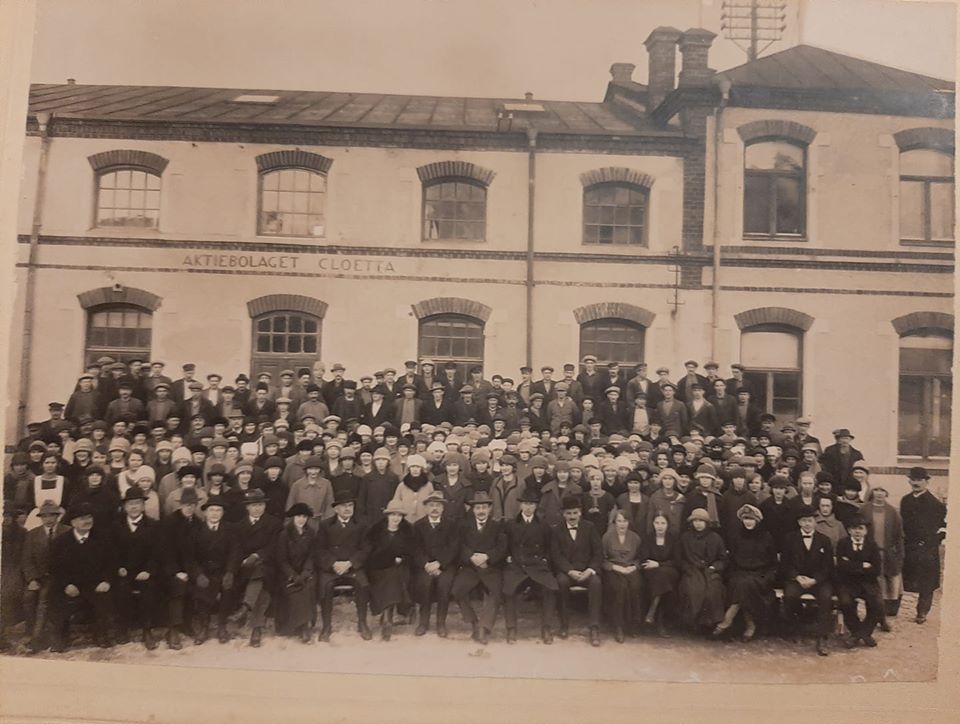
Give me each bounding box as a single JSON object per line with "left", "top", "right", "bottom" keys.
{"left": 639, "top": 512, "right": 681, "bottom": 637}
{"left": 601, "top": 509, "right": 644, "bottom": 642}
{"left": 678, "top": 508, "right": 727, "bottom": 635}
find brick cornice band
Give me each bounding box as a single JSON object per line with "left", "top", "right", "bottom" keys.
{"left": 891, "top": 311, "right": 954, "bottom": 335}
{"left": 579, "top": 167, "right": 655, "bottom": 189}
{"left": 893, "top": 127, "right": 955, "bottom": 153}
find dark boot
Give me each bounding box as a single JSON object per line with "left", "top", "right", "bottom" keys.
{"left": 415, "top": 607, "right": 429, "bottom": 636}
{"left": 300, "top": 626, "right": 313, "bottom": 643}
{"left": 167, "top": 628, "right": 182, "bottom": 650}
{"left": 471, "top": 622, "right": 482, "bottom": 642}
{"left": 590, "top": 626, "right": 601, "bottom": 647}
{"left": 436, "top": 604, "right": 449, "bottom": 638}
{"left": 318, "top": 625, "right": 331, "bottom": 642}
{"left": 144, "top": 628, "right": 158, "bottom": 651}
{"left": 614, "top": 626, "right": 625, "bottom": 644}
{"left": 542, "top": 627, "right": 553, "bottom": 645}
{"left": 217, "top": 625, "right": 230, "bottom": 644}
{"left": 194, "top": 615, "right": 209, "bottom": 645}
{"left": 249, "top": 627, "right": 262, "bottom": 647}
{"left": 358, "top": 617, "right": 373, "bottom": 641}
{"left": 381, "top": 610, "right": 393, "bottom": 641}
{"left": 816, "top": 636, "right": 829, "bottom": 656}
{"left": 506, "top": 628, "right": 517, "bottom": 644}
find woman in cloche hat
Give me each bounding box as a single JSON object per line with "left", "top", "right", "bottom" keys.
{"left": 365, "top": 501, "right": 415, "bottom": 640}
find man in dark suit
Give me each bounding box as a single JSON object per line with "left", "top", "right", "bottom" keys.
{"left": 242, "top": 383, "right": 277, "bottom": 420}
{"left": 686, "top": 383, "right": 718, "bottom": 436}
{"left": 322, "top": 363, "right": 348, "bottom": 408}
{"left": 161, "top": 487, "right": 202, "bottom": 649}
{"left": 625, "top": 362, "right": 653, "bottom": 408}
{"left": 21, "top": 499, "right": 70, "bottom": 652}
{"left": 676, "top": 360, "right": 710, "bottom": 403}
{"left": 104, "top": 380, "right": 146, "bottom": 426}
{"left": 189, "top": 496, "right": 240, "bottom": 645}
{"left": 531, "top": 366, "right": 558, "bottom": 403}
{"left": 596, "top": 386, "right": 629, "bottom": 435}
{"left": 900, "top": 466, "right": 947, "bottom": 624}
{"left": 48, "top": 502, "right": 116, "bottom": 652}
{"left": 603, "top": 362, "right": 627, "bottom": 396}
{"left": 230, "top": 489, "right": 282, "bottom": 647}
{"left": 577, "top": 355, "right": 606, "bottom": 405}
{"left": 735, "top": 387, "right": 763, "bottom": 439}
{"left": 725, "top": 363, "right": 747, "bottom": 395}
{"left": 709, "top": 379, "right": 738, "bottom": 429}
{"left": 363, "top": 385, "right": 393, "bottom": 428}
{"left": 503, "top": 489, "right": 558, "bottom": 644}
{"left": 179, "top": 380, "right": 218, "bottom": 426}
{"left": 835, "top": 514, "right": 883, "bottom": 648}
{"left": 170, "top": 362, "right": 199, "bottom": 404}
{"left": 452, "top": 386, "right": 479, "bottom": 426}
{"left": 112, "top": 488, "right": 163, "bottom": 649}
{"left": 412, "top": 491, "right": 460, "bottom": 638}
{"left": 315, "top": 490, "right": 372, "bottom": 641}
{"left": 392, "top": 383, "right": 424, "bottom": 429}
{"left": 655, "top": 382, "right": 688, "bottom": 439}
{"left": 551, "top": 494, "right": 603, "bottom": 646}
{"left": 452, "top": 490, "right": 507, "bottom": 645}
{"left": 780, "top": 504, "right": 835, "bottom": 656}
{"left": 421, "top": 383, "right": 455, "bottom": 426}
{"left": 818, "top": 429, "right": 865, "bottom": 496}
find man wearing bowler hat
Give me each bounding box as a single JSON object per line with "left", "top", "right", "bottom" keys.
{"left": 189, "top": 495, "right": 240, "bottom": 645}
{"left": 835, "top": 514, "right": 883, "bottom": 648}
{"left": 48, "top": 501, "right": 116, "bottom": 651}
{"left": 315, "top": 489, "right": 373, "bottom": 641}
{"left": 819, "top": 428, "right": 864, "bottom": 495}
{"left": 412, "top": 490, "right": 460, "bottom": 637}
{"left": 160, "top": 486, "right": 202, "bottom": 649}
{"left": 551, "top": 493, "right": 603, "bottom": 646}
{"left": 780, "top": 504, "right": 835, "bottom": 656}
{"left": 112, "top": 487, "right": 163, "bottom": 649}
{"left": 503, "top": 488, "right": 558, "bottom": 644}
{"left": 900, "top": 467, "right": 947, "bottom": 624}
{"left": 231, "top": 488, "right": 282, "bottom": 647}
{"left": 452, "top": 490, "right": 507, "bottom": 644}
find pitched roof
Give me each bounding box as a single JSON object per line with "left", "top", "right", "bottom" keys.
{"left": 720, "top": 44, "right": 953, "bottom": 94}
{"left": 27, "top": 83, "right": 671, "bottom": 136}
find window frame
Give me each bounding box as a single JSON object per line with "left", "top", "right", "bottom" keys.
{"left": 581, "top": 181, "right": 650, "bottom": 247}
{"left": 898, "top": 328, "right": 953, "bottom": 459}
{"left": 739, "top": 323, "right": 804, "bottom": 418}
{"left": 256, "top": 165, "right": 328, "bottom": 239}
{"left": 898, "top": 148, "right": 955, "bottom": 247}
{"left": 417, "top": 313, "right": 485, "bottom": 379}
{"left": 742, "top": 138, "right": 807, "bottom": 241}
{"left": 420, "top": 176, "right": 488, "bottom": 242}
{"left": 92, "top": 165, "right": 162, "bottom": 230}
{"left": 578, "top": 317, "right": 646, "bottom": 369}
{"left": 84, "top": 303, "right": 153, "bottom": 367}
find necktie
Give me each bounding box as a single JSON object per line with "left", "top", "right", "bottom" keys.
{"left": 854, "top": 544, "right": 861, "bottom": 552}
{"left": 79, "top": 536, "right": 86, "bottom": 544}
{"left": 210, "top": 525, "right": 217, "bottom": 532}
{"left": 48, "top": 528, "right": 54, "bottom": 542}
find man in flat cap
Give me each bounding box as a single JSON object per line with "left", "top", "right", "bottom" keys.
{"left": 160, "top": 487, "right": 202, "bottom": 649}
{"left": 686, "top": 383, "right": 718, "bottom": 437}
{"left": 900, "top": 467, "right": 947, "bottom": 624}
{"left": 170, "top": 363, "right": 198, "bottom": 404}
{"left": 412, "top": 490, "right": 460, "bottom": 637}
{"left": 189, "top": 496, "right": 240, "bottom": 645}
{"left": 531, "top": 366, "right": 557, "bottom": 402}
{"left": 452, "top": 490, "right": 507, "bottom": 644}
{"left": 577, "top": 355, "right": 606, "bottom": 404}
{"left": 104, "top": 380, "right": 146, "bottom": 427}
{"left": 322, "top": 364, "right": 348, "bottom": 409}
{"left": 146, "top": 380, "right": 176, "bottom": 424}
{"left": 179, "top": 379, "right": 217, "bottom": 428}
{"left": 655, "top": 382, "right": 688, "bottom": 439}
{"left": 21, "top": 499, "right": 70, "bottom": 652}
{"left": 112, "top": 487, "right": 163, "bottom": 649}
{"left": 65, "top": 373, "right": 104, "bottom": 424}
{"left": 243, "top": 382, "right": 277, "bottom": 420}
{"left": 392, "top": 383, "right": 424, "bottom": 429}
{"left": 725, "top": 364, "right": 747, "bottom": 396}
{"left": 546, "top": 381, "right": 580, "bottom": 435}
{"left": 230, "top": 488, "right": 282, "bottom": 647}
{"left": 676, "top": 360, "right": 709, "bottom": 403}
{"left": 145, "top": 361, "right": 173, "bottom": 397}
{"left": 203, "top": 372, "right": 224, "bottom": 410}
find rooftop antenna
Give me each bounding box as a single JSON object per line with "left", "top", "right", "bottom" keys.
{"left": 721, "top": 0, "right": 787, "bottom": 61}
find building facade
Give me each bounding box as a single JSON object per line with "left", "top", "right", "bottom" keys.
{"left": 7, "top": 28, "right": 954, "bottom": 495}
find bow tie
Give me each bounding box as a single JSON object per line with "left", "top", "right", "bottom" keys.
{"left": 802, "top": 534, "right": 813, "bottom": 538}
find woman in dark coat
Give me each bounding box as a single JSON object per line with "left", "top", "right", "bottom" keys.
{"left": 678, "top": 508, "right": 727, "bottom": 633}
{"left": 601, "top": 510, "right": 644, "bottom": 642}
{"left": 865, "top": 486, "right": 905, "bottom": 628}
{"left": 640, "top": 512, "right": 681, "bottom": 636}
{"left": 366, "top": 502, "right": 415, "bottom": 640}
{"left": 581, "top": 469, "right": 616, "bottom": 536}
{"left": 358, "top": 449, "right": 400, "bottom": 524}
{"left": 615, "top": 476, "right": 648, "bottom": 536}
{"left": 714, "top": 504, "right": 777, "bottom": 641}
{"left": 275, "top": 503, "right": 317, "bottom": 642}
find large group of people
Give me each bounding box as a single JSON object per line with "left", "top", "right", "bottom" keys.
{"left": 0, "top": 355, "right": 948, "bottom": 658}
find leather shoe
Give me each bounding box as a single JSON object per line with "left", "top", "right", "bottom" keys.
{"left": 318, "top": 626, "right": 331, "bottom": 642}
{"left": 816, "top": 637, "right": 829, "bottom": 656}
{"left": 193, "top": 629, "right": 208, "bottom": 646}
{"left": 614, "top": 627, "right": 625, "bottom": 644}
{"left": 437, "top": 622, "right": 448, "bottom": 638}
{"left": 217, "top": 626, "right": 230, "bottom": 644}
{"left": 471, "top": 623, "right": 482, "bottom": 642}
{"left": 915, "top": 614, "right": 927, "bottom": 624}
{"left": 415, "top": 622, "right": 428, "bottom": 637}
{"left": 167, "top": 629, "right": 182, "bottom": 650}
{"left": 50, "top": 641, "right": 67, "bottom": 653}
{"left": 861, "top": 634, "right": 878, "bottom": 647}
{"left": 250, "top": 627, "right": 262, "bottom": 648}
{"left": 144, "top": 629, "right": 158, "bottom": 651}
{"left": 558, "top": 624, "right": 569, "bottom": 640}
{"left": 358, "top": 621, "right": 373, "bottom": 641}
{"left": 590, "top": 627, "right": 601, "bottom": 647}
{"left": 300, "top": 627, "right": 313, "bottom": 644}
{"left": 542, "top": 628, "right": 553, "bottom": 645}
{"left": 477, "top": 628, "right": 489, "bottom": 645}
{"left": 880, "top": 619, "right": 892, "bottom": 633}
{"left": 506, "top": 628, "right": 517, "bottom": 644}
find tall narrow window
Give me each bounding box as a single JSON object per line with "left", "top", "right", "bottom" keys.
{"left": 740, "top": 325, "right": 802, "bottom": 418}
{"left": 422, "top": 179, "right": 486, "bottom": 241}
{"left": 95, "top": 169, "right": 161, "bottom": 228}
{"left": 899, "top": 330, "right": 952, "bottom": 458}
{"left": 582, "top": 183, "right": 648, "bottom": 246}
{"left": 418, "top": 314, "right": 484, "bottom": 380}
{"left": 900, "top": 149, "right": 955, "bottom": 245}
{"left": 579, "top": 318, "right": 645, "bottom": 367}
{"left": 259, "top": 168, "right": 327, "bottom": 237}
{"left": 85, "top": 304, "right": 153, "bottom": 367}
{"left": 743, "top": 140, "right": 806, "bottom": 238}
{"left": 251, "top": 311, "right": 321, "bottom": 381}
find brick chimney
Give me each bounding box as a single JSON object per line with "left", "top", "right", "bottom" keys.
{"left": 609, "top": 62, "right": 636, "bottom": 83}
{"left": 643, "top": 26, "right": 682, "bottom": 110}
{"left": 678, "top": 28, "right": 717, "bottom": 87}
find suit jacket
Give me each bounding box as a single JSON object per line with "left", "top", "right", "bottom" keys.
{"left": 676, "top": 373, "right": 710, "bottom": 402}
{"left": 235, "top": 513, "right": 282, "bottom": 570}
{"left": 413, "top": 515, "right": 461, "bottom": 571}
{"left": 710, "top": 394, "right": 738, "bottom": 429}
{"left": 112, "top": 516, "right": 162, "bottom": 579}
{"left": 458, "top": 515, "right": 507, "bottom": 570}
{"left": 21, "top": 523, "right": 71, "bottom": 582}
{"left": 170, "top": 377, "right": 196, "bottom": 404}
{"left": 391, "top": 397, "right": 424, "bottom": 427}
{"left": 242, "top": 397, "right": 277, "bottom": 420}
{"left": 506, "top": 514, "right": 553, "bottom": 572}
{"left": 550, "top": 518, "right": 603, "bottom": 573}
{"left": 104, "top": 397, "right": 146, "bottom": 425}
{"left": 655, "top": 399, "right": 689, "bottom": 437}
{"left": 576, "top": 371, "right": 607, "bottom": 404}
{"left": 189, "top": 522, "right": 240, "bottom": 577}
{"left": 530, "top": 380, "right": 558, "bottom": 403}
{"left": 835, "top": 536, "right": 881, "bottom": 585}
{"left": 686, "top": 399, "right": 718, "bottom": 436}
{"left": 161, "top": 509, "right": 201, "bottom": 577}
{"left": 50, "top": 528, "right": 115, "bottom": 590}
{"left": 781, "top": 529, "right": 834, "bottom": 584}
{"left": 545, "top": 398, "right": 580, "bottom": 434}
{"left": 625, "top": 376, "right": 653, "bottom": 408}
{"left": 321, "top": 379, "right": 346, "bottom": 409}
{"left": 178, "top": 397, "right": 217, "bottom": 426}
{"left": 363, "top": 400, "right": 393, "bottom": 429}
{"left": 818, "top": 444, "right": 865, "bottom": 494}
{"left": 421, "top": 399, "right": 455, "bottom": 426}
{"left": 315, "top": 515, "right": 369, "bottom": 571}
{"left": 596, "top": 399, "right": 629, "bottom": 435}
{"left": 735, "top": 402, "right": 763, "bottom": 438}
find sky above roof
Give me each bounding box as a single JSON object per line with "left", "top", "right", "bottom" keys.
{"left": 29, "top": 0, "right": 956, "bottom": 103}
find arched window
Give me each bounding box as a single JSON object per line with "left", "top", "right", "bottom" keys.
{"left": 422, "top": 179, "right": 487, "bottom": 241}
{"left": 251, "top": 311, "right": 322, "bottom": 380}
{"left": 85, "top": 304, "right": 152, "bottom": 367}
{"left": 582, "top": 183, "right": 649, "bottom": 246}
{"left": 95, "top": 168, "right": 161, "bottom": 228}
{"left": 899, "top": 149, "right": 954, "bottom": 245}
{"left": 579, "top": 318, "right": 645, "bottom": 368}
{"left": 899, "top": 329, "right": 952, "bottom": 458}
{"left": 258, "top": 168, "right": 327, "bottom": 237}
{"left": 418, "top": 314, "right": 484, "bottom": 379}
{"left": 743, "top": 140, "right": 806, "bottom": 238}
{"left": 740, "top": 324, "right": 802, "bottom": 418}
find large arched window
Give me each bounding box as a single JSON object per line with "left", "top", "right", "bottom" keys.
{"left": 418, "top": 314, "right": 484, "bottom": 379}
{"left": 740, "top": 324, "right": 803, "bottom": 418}
{"left": 899, "top": 329, "right": 952, "bottom": 458}
{"left": 582, "top": 183, "right": 649, "bottom": 246}
{"left": 251, "top": 311, "right": 321, "bottom": 380}
{"left": 85, "top": 304, "right": 153, "bottom": 367}
{"left": 899, "top": 149, "right": 954, "bottom": 245}
{"left": 89, "top": 150, "right": 167, "bottom": 229}
{"left": 258, "top": 168, "right": 327, "bottom": 237}
{"left": 743, "top": 139, "right": 806, "bottom": 238}
{"left": 579, "top": 318, "right": 645, "bottom": 368}
{"left": 422, "top": 179, "right": 487, "bottom": 241}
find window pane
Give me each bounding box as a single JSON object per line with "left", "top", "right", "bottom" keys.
{"left": 579, "top": 319, "right": 644, "bottom": 366}
{"left": 304, "top": 337, "right": 317, "bottom": 354}
{"left": 773, "top": 371, "right": 800, "bottom": 398}
{"left": 418, "top": 315, "right": 484, "bottom": 369}
{"left": 900, "top": 346, "right": 953, "bottom": 375}
{"left": 741, "top": 331, "right": 800, "bottom": 369}
{"left": 900, "top": 180, "right": 926, "bottom": 240}
{"left": 259, "top": 169, "right": 326, "bottom": 237}
{"left": 744, "top": 174, "right": 771, "bottom": 234}
{"left": 901, "top": 149, "right": 954, "bottom": 177}
{"left": 929, "top": 182, "right": 955, "bottom": 241}
{"left": 775, "top": 177, "right": 803, "bottom": 234}
{"left": 898, "top": 375, "right": 925, "bottom": 456}
{"left": 930, "top": 376, "right": 952, "bottom": 456}
{"left": 743, "top": 371, "right": 769, "bottom": 412}
{"left": 745, "top": 142, "right": 804, "bottom": 172}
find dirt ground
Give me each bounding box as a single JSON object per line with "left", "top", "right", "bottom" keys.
{"left": 1, "top": 590, "right": 940, "bottom": 684}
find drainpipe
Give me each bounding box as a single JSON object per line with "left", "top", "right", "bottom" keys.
{"left": 16, "top": 112, "right": 52, "bottom": 437}
{"left": 710, "top": 76, "right": 731, "bottom": 361}
{"left": 525, "top": 126, "right": 538, "bottom": 369}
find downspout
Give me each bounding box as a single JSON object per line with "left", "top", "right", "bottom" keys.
{"left": 710, "top": 76, "right": 731, "bottom": 361}
{"left": 16, "top": 112, "right": 52, "bottom": 437}
{"left": 525, "top": 126, "right": 538, "bottom": 369}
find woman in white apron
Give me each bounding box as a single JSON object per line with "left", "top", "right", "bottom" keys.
{"left": 24, "top": 453, "right": 66, "bottom": 530}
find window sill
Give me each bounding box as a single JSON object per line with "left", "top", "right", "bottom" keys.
{"left": 742, "top": 234, "right": 807, "bottom": 243}
{"left": 581, "top": 243, "right": 650, "bottom": 249}
{"left": 256, "top": 233, "right": 327, "bottom": 242}
{"left": 421, "top": 238, "right": 487, "bottom": 244}
{"left": 899, "top": 239, "right": 955, "bottom": 248}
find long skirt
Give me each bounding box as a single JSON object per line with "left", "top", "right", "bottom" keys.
{"left": 278, "top": 576, "right": 316, "bottom": 632}
{"left": 726, "top": 567, "right": 775, "bottom": 619}
{"left": 642, "top": 565, "right": 679, "bottom": 599}
{"left": 679, "top": 567, "right": 725, "bottom": 628}
{"left": 603, "top": 570, "right": 643, "bottom": 629}
{"left": 369, "top": 565, "right": 411, "bottom": 615}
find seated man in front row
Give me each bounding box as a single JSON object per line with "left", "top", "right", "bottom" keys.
{"left": 836, "top": 514, "right": 883, "bottom": 648}
{"left": 780, "top": 504, "right": 835, "bottom": 657}
{"left": 551, "top": 494, "right": 603, "bottom": 647}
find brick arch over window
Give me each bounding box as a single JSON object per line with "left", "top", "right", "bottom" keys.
{"left": 87, "top": 150, "right": 169, "bottom": 175}
{"left": 891, "top": 311, "right": 954, "bottom": 336}
{"left": 416, "top": 161, "right": 496, "bottom": 186}
{"left": 893, "top": 127, "right": 955, "bottom": 153}
{"left": 573, "top": 302, "right": 656, "bottom": 328}
{"left": 411, "top": 297, "right": 492, "bottom": 322}
{"left": 579, "top": 167, "right": 655, "bottom": 190}
{"left": 78, "top": 286, "right": 162, "bottom": 311}
{"left": 255, "top": 149, "right": 333, "bottom": 174}
{"left": 737, "top": 120, "right": 817, "bottom": 145}
{"left": 734, "top": 307, "right": 814, "bottom": 331}
{"left": 247, "top": 294, "right": 328, "bottom": 319}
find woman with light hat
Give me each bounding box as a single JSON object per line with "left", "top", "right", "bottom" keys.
{"left": 388, "top": 454, "right": 435, "bottom": 523}
{"left": 358, "top": 447, "right": 400, "bottom": 525}
{"left": 365, "top": 501, "right": 416, "bottom": 640}
{"left": 714, "top": 504, "right": 777, "bottom": 641}
{"left": 678, "top": 508, "right": 728, "bottom": 633}
{"left": 132, "top": 467, "right": 161, "bottom": 520}
{"left": 865, "top": 485, "right": 905, "bottom": 630}
{"left": 275, "top": 502, "right": 317, "bottom": 642}
{"left": 645, "top": 468, "right": 686, "bottom": 534}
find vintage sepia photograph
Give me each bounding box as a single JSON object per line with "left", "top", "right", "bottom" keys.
{"left": 0, "top": 0, "right": 955, "bottom": 707}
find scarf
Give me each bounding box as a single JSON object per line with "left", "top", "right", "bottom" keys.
{"left": 402, "top": 472, "right": 430, "bottom": 493}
